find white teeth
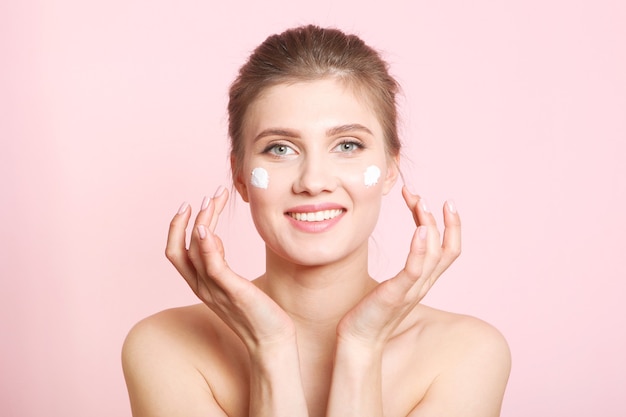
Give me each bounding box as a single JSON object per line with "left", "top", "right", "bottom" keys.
{"left": 289, "top": 209, "right": 343, "bottom": 222}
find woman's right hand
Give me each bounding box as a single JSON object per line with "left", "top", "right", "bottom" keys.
{"left": 165, "top": 186, "right": 296, "bottom": 353}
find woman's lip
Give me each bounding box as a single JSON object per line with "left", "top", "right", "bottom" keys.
{"left": 285, "top": 209, "right": 345, "bottom": 233}
{"left": 285, "top": 203, "right": 346, "bottom": 213}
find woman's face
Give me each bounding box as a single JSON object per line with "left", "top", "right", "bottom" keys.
{"left": 235, "top": 78, "right": 398, "bottom": 266}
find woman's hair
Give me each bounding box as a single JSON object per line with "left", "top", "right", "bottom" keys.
{"left": 228, "top": 25, "right": 401, "bottom": 181}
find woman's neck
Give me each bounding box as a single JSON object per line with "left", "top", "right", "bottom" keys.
{"left": 255, "top": 243, "right": 378, "bottom": 332}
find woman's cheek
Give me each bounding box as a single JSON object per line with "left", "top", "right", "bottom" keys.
{"left": 363, "top": 165, "right": 381, "bottom": 187}
{"left": 338, "top": 163, "right": 384, "bottom": 190}
{"left": 245, "top": 162, "right": 386, "bottom": 197}
{"left": 250, "top": 167, "right": 270, "bottom": 189}
{"left": 246, "top": 165, "right": 289, "bottom": 204}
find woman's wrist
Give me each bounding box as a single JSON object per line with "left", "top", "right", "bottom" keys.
{"left": 334, "top": 335, "right": 385, "bottom": 373}
{"left": 248, "top": 336, "right": 309, "bottom": 417}
{"left": 248, "top": 334, "right": 299, "bottom": 370}
{"left": 326, "top": 337, "right": 385, "bottom": 417}
{"left": 336, "top": 329, "right": 388, "bottom": 356}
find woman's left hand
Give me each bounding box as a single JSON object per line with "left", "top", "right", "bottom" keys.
{"left": 336, "top": 186, "right": 461, "bottom": 349}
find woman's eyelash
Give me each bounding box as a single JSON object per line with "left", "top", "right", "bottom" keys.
{"left": 262, "top": 142, "right": 294, "bottom": 156}
{"left": 336, "top": 139, "right": 365, "bottom": 151}
{"left": 261, "top": 139, "right": 365, "bottom": 155}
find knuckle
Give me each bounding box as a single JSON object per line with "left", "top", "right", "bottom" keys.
{"left": 207, "top": 260, "right": 227, "bottom": 278}
{"left": 164, "top": 246, "right": 179, "bottom": 262}
{"left": 447, "top": 245, "right": 462, "bottom": 259}
{"left": 187, "top": 250, "right": 199, "bottom": 262}
{"left": 440, "top": 250, "right": 460, "bottom": 266}
{"left": 168, "top": 218, "right": 181, "bottom": 232}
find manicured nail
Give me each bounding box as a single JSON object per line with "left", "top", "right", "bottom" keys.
{"left": 418, "top": 226, "right": 428, "bottom": 240}
{"left": 420, "top": 198, "right": 430, "bottom": 213}
{"left": 177, "top": 201, "right": 189, "bottom": 215}
{"left": 213, "top": 185, "right": 225, "bottom": 198}
{"left": 200, "top": 196, "right": 209, "bottom": 211}
{"left": 197, "top": 225, "right": 207, "bottom": 239}
{"left": 447, "top": 199, "right": 457, "bottom": 214}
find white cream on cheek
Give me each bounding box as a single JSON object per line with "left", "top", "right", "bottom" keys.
{"left": 250, "top": 167, "right": 270, "bottom": 189}
{"left": 363, "top": 165, "right": 382, "bottom": 187}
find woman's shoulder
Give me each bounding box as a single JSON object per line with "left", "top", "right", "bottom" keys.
{"left": 406, "top": 304, "right": 510, "bottom": 359}
{"left": 406, "top": 305, "right": 511, "bottom": 390}
{"left": 418, "top": 304, "right": 507, "bottom": 340}
{"left": 388, "top": 305, "right": 511, "bottom": 414}
{"left": 122, "top": 303, "right": 243, "bottom": 362}
{"left": 390, "top": 304, "right": 511, "bottom": 382}
{"left": 124, "top": 304, "right": 216, "bottom": 348}
{"left": 122, "top": 305, "right": 250, "bottom": 416}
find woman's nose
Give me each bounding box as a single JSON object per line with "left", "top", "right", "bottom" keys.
{"left": 292, "top": 157, "right": 337, "bottom": 195}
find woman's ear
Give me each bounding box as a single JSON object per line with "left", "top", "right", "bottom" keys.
{"left": 231, "top": 156, "right": 250, "bottom": 203}
{"left": 382, "top": 155, "right": 400, "bottom": 195}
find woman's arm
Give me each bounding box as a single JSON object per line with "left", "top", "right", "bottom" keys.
{"left": 327, "top": 320, "right": 510, "bottom": 417}
{"left": 325, "top": 338, "right": 386, "bottom": 417}
{"left": 156, "top": 187, "right": 309, "bottom": 417}
{"left": 247, "top": 338, "right": 309, "bottom": 417}
{"left": 326, "top": 187, "right": 464, "bottom": 417}
{"left": 122, "top": 312, "right": 230, "bottom": 417}
{"left": 407, "top": 319, "right": 511, "bottom": 417}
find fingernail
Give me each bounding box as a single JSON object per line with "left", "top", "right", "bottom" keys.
{"left": 213, "top": 185, "right": 225, "bottom": 198}
{"left": 447, "top": 199, "right": 457, "bottom": 214}
{"left": 418, "top": 225, "right": 428, "bottom": 240}
{"left": 197, "top": 225, "right": 207, "bottom": 239}
{"left": 420, "top": 198, "right": 430, "bottom": 213}
{"left": 200, "top": 196, "right": 209, "bottom": 211}
{"left": 177, "top": 201, "right": 189, "bottom": 214}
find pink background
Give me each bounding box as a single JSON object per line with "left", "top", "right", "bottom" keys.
{"left": 2, "top": 0, "right": 625, "bottom": 415}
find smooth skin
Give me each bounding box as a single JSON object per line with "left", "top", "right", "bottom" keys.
{"left": 122, "top": 80, "right": 511, "bottom": 417}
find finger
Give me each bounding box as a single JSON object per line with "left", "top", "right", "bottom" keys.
{"left": 187, "top": 195, "right": 215, "bottom": 270}
{"left": 195, "top": 224, "right": 249, "bottom": 292}
{"left": 406, "top": 218, "right": 442, "bottom": 277}
{"left": 401, "top": 186, "right": 420, "bottom": 225}
{"left": 411, "top": 201, "right": 457, "bottom": 290}
{"left": 432, "top": 200, "right": 462, "bottom": 276}
{"left": 402, "top": 225, "right": 428, "bottom": 279}
{"left": 193, "top": 195, "right": 216, "bottom": 229}
{"left": 186, "top": 188, "right": 230, "bottom": 292}
{"left": 209, "top": 186, "right": 229, "bottom": 232}
{"left": 406, "top": 192, "right": 442, "bottom": 265}
{"left": 165, "top": 202, "right": 197, "bottom": 281}
{"left": 410, "top": 200, "right": 461, "bottom": 292}
{"left": 401, "top": 187, "right": 438, "bottom": 231}
{"left": 397, "top": 197, "right": 445, "bottom": 295}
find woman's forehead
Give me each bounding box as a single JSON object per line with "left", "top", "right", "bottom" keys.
{"left": 243, "top": 79, "right": 384, "bottom": 139}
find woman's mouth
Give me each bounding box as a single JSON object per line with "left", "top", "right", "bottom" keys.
{"left": 287, "top": 209, "right": 344, "bottom": 222}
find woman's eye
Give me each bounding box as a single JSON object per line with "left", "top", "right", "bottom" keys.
{"left": 266, "top": 144, "right": 295, "bottom": 156}
{"left": 333, "top": 141, "right": 363, "bottom": 153}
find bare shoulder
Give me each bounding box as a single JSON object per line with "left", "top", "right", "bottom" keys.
{"left": 124, "top": 304, "right": 219, "bottom": 351}
{"left": 418, "top": 305, "right": 510, "bottom": 356}
{"left": 401, "top": 305, "right": 511, "bottom": 416}
{"left": 122, "top": 305, "right": 248, "bottom": 417}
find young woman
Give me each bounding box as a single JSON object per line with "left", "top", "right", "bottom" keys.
{"left": 122, "top": 25, "right": 511, "bottom": 417}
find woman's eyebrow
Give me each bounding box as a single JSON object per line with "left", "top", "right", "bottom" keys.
{"left": 253, "top": 128, "right": 299, "bottom": 142}
{"left": 253, "top": 124, "right": 373, "bottom": 142}
{"left": 326, "top": 124, "right": 373, "bottom": 137}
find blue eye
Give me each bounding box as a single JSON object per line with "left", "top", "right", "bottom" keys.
{"left": 334, "top": 140, "right": 364, "bottom": 153}
{"left": 265, "top": 144, "right": 295, "bottom": 156}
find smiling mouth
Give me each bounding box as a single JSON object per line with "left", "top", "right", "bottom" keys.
{"left": 287, "top": 209, "right": 345, "bottom": 222}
